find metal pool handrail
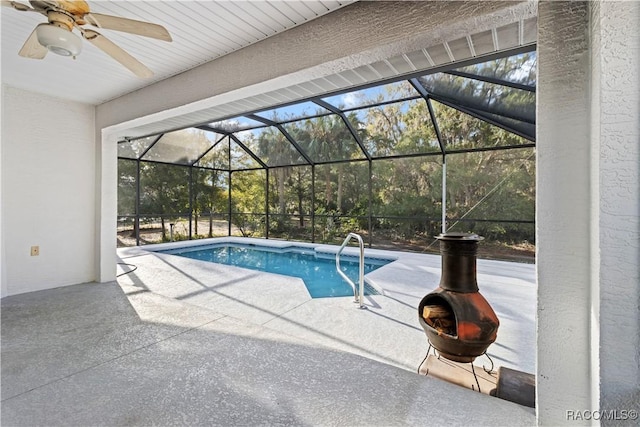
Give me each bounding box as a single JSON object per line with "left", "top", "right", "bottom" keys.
{"left": 336, "top": 233, "right": 366, "bottom": 309}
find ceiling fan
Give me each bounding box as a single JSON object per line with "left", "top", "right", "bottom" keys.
{"left": 2, "top": 0, "right": 172, "bottom": 78}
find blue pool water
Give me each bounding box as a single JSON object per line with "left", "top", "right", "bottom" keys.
{"left": 159, "top": 243, "right": 392, "bottom": 298}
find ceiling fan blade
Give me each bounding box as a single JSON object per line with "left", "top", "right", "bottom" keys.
{"left": 85, "top": 13, "right": 172, "bottom": 42}
{"left": 82, "top": 29, "right": 153, "bottom": 78}
{"left": 2, "top": 1, "right": 35, "bottom": 12}
{"left": 18, "top": 26, "right": 48, "bottom": 59}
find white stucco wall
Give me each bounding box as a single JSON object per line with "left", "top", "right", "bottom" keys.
{"left": 1, "top": 85, "right": 5, "bottom": 298}
{"left": 595, "top": 0, "right": 640, "bottom": 420}
{"left": 1, "top": 86, "right": 96, "bottom": 296}
{"left": 538, "top": 1, "right": 640, "bottom": 425}
{"left": 95, "top": 129, "right": 117, "bottom": 283}
{"left": 537, "top": 1, "right": 593, "bottom": 422}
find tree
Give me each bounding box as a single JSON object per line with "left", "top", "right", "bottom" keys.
{"left": 230, "top": 169, "right": 266, "bottom": 237}
{"left": 139, "top": 163, "right": 190, "bottom": 241}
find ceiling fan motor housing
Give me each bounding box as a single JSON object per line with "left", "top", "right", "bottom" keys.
{"left": 36, "top": 23, "right": 82, "bottom": 57}
{"left": 34, "top": 10, "right": 82, "bottom": 57}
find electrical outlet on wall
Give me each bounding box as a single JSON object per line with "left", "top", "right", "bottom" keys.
{"left": 30, "top": 246, "right": 39, "bottom": 256}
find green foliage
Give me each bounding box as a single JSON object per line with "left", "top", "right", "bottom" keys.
{"left": 117, "top": 53, "right": 536, "bottom": 250}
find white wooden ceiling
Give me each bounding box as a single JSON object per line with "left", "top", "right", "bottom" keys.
{"left": 1, "top": 0, "right": 354, "bottom": 104}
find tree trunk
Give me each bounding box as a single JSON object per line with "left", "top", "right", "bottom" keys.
{"left": 298, "top": 190, "right": 304, "bottom": 227}
{"left": 131, "top": 218, "right": 139, "bottom": 238}
{"left": 325, "top": 170, "right": 333, "bottom": 205}
{"left": 278, "top": 169, "right": 286, "bottom": 214}
{"left": 337, "top": 164, "right": 344, "bottom": 213}
{"left": 295, "top": 170, "right": 305, "bottom": 227}
{"left": 209, "top": 208, "right": 213, "bottom": 237}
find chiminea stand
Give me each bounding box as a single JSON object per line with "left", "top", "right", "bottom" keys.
{"left": 418, "top": 343, "right": 497, "bottom": 394}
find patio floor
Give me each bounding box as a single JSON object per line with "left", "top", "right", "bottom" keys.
{"left": 1, "top": 237, "right": 536, "bottom": 426}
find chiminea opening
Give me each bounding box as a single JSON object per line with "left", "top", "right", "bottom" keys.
{"left": 421, "top": 295, "right": 456, "bottom": 337}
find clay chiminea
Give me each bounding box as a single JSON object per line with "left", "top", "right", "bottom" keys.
{"left": 418, "top": 232, "right": 499, "bottom": 363}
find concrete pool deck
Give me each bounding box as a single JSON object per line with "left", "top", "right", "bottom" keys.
{"left": 1, "top": 237, "right": 536, "bottom": 426}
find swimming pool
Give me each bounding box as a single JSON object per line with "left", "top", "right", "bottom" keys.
{"left": 159, "top": 242, "right": 393, "bottom": 298}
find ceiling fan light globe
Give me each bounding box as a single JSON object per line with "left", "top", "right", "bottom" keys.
{"left": 35, "top": 24, "right": 82, "bottom": 57}
{"left": 48, "top": 45, "right": 75, "bottom": 56}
